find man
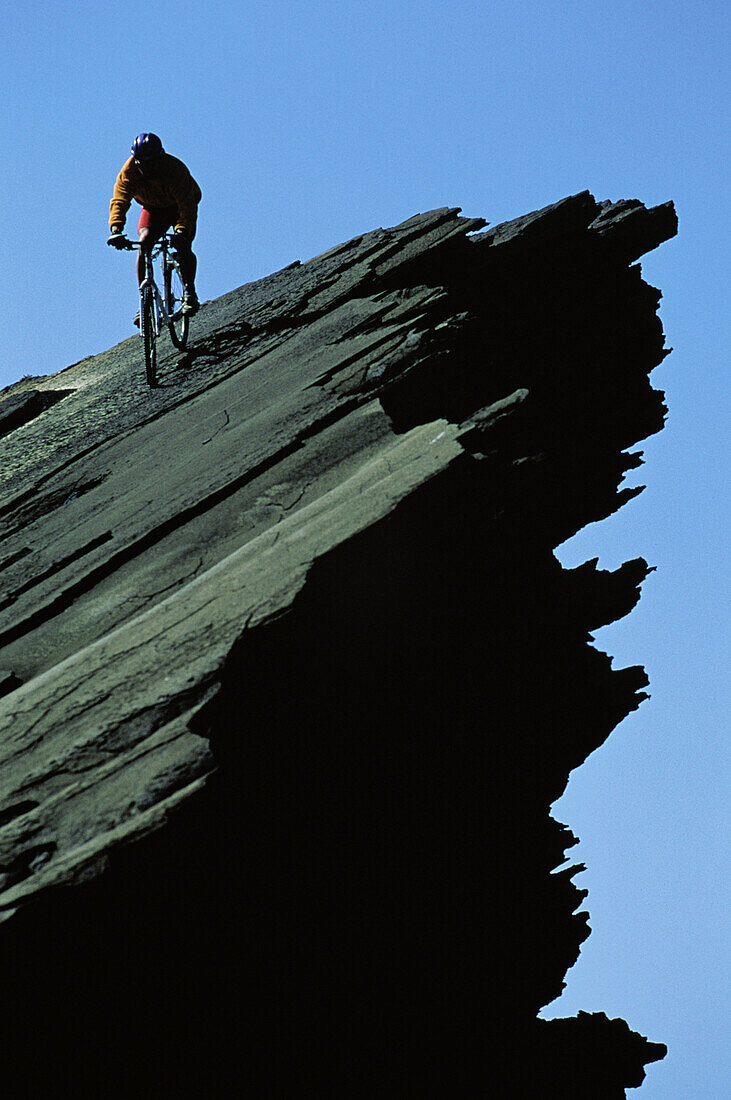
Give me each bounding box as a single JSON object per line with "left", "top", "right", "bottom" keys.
{"left": 108, "top": 133, "right": 201, "bottom": 316}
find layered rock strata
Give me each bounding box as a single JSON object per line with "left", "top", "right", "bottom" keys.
{"left": 0, "top": 192, "right": 675, "bottom": 1094}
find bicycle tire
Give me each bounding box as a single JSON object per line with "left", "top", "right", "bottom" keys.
{"left": 140, "top": 286, "right": 158, "bottom": 387}
{"left": 164, "top": 257, "right": 190, "bottom": 350}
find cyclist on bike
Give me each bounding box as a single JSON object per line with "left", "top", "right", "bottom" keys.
{"left": 107, "top": 133, "right": 202, "bottom": 317}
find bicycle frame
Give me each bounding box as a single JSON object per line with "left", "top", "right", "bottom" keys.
{"left": 114, "top": 232, "right": 190, "bottom": 386}
{"left": 126, "top": 234, "right": 183, "bottom": 331}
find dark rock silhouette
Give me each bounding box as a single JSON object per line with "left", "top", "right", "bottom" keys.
{"left": 0, "top": 193, "right": 675, "bottom": 1094}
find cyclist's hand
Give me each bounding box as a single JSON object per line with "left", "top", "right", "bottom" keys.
{"left": 107, "top": 231, "right": 127, "bottom": 249}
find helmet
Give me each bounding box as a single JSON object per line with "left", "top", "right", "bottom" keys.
{"left": 131, "top": 133, "right": 164, "bottom": 163}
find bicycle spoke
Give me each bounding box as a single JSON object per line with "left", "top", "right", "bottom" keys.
{"left": 164, "top": 252, "right": 190, "bottom": 350}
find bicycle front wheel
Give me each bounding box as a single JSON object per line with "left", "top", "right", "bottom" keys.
{"left": 140, "top": 286, "right": 158, "bottom": 387}
{"left": 164, "top": 258, "right": 189, "bottom": 350}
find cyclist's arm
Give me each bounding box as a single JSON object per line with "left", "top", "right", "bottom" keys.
{"left": 108, "top": 159, "right": 136, "bottom": 230}
{"left": 166, "top": 157, "right": 202, "bottom": 236}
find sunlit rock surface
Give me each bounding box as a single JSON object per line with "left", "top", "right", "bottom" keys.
{"left": 0, "top": 193, "right": 675, "bottom": 1094}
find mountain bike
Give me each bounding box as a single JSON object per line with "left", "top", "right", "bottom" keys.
{"left": 113, "top": 233, "right": 190, "bottom": 387}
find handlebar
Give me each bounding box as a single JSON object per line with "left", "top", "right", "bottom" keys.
{"left": 107, "top": 231, "right": 183, "bottom": 252}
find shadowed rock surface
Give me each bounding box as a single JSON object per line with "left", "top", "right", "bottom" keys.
{"left": 0, "top": 193, "right": 675, "bottom": 1094}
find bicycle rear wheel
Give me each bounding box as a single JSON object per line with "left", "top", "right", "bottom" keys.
{"left": 164, "top": 257, "right": 189, "bottom": 350}
{"left": 140, "top": 286, "right": 158, "bottom": 387}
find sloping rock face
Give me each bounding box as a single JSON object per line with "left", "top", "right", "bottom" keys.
{"left": 0, "top": 193, "right": 675, "bottom": 1094}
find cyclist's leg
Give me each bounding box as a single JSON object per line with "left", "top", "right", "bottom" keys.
{"left": 173, "top": 213, "right": 199, "bottom": 309}
{"left": 137, "top": 206, "right": 176, "bottom": 285}
{"left": 136, "top": 226, "right": 152, "bottom": 286}
{"left": 174, "top": 243, "right": 197, "bottom": 291}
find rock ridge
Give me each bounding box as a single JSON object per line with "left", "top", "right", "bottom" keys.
{"left": 0, "top": 192, "right": 676, "bottom": 1094}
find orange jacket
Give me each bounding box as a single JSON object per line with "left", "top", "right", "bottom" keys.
{"left": 109, "top": 153, "right": 202, "bottom": 234}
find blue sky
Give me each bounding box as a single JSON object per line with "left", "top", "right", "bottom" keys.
{"left": 1, "top": 2, "right": 728, "bottom": 1094}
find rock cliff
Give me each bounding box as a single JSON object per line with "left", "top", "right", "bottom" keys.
{"left": 0, "top": 192, "right": 675, "bottom": 1094}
